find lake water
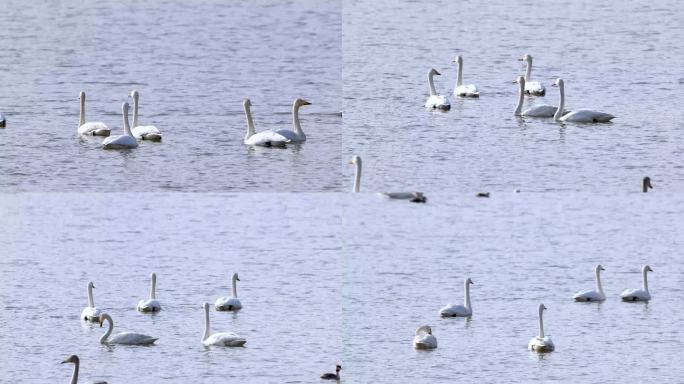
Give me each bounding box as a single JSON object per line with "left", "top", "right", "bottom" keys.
{"left": 1, "top": 0, "right": 683, "bottom": 383}
{"left": 0, "top": 0, "right": 342, "bottom": 192}
{"left": 1, "top": 192, "right": 683, "bottom": 383}
{"left": 342, "top": 0, "right": 684, "bottom": 193}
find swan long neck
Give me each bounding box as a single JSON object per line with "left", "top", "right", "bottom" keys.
{"left": 132, "top": 94, "right": 139, "bottom": 128}
{"left": 525, "top": 60, "right": 532, "bottom": 81}
{"left": 87, "top": 284, "right": 94, "bottom": 307}
{"left": 292, "top": 103, "right": 305, "bottom": 137}
{"left": 554, "top": 82, "right": 565, "bottom": 121}
{"left": 464, "top": 280, "right": 471, "bottom": 311}
{"left": 150, "top": 274, "right": 156, "bottom": 300}
{"left": 123, "top": 106, "right": 132, "bottom": 136}
{"left": 79, "top": 94, "right": 85, "bottom": 127}
{"left": 428, "top": 71, "right": 437, "bottom": 96}
{"left": 514, "top": 79, "right": 525, "bottom": 115}
{"left": 202, "top": 305, "right": 210, "bottom": 342}
{"left": 244, "top": 103, "right": 256, "bottom": 140}
{"left": 595, "top": 267, "right": 604, "bottom": 294}
{"left": 352, "top": 159, "right": 362, "bottom": 193}
{"left": 100, "top": 315, "right": 113, "bottom": 344}
{"left": 642, "top": 268, "right": 649, "bottom": 292}
{"left": 70, "top": 360, "right": 79, "bottom": 384}
{"left": 231, "top": 275, "right": 238, "bottom": 298}
{"left": 456, "top": 60, "right": 463, "bottom": 87}
{"left": 538, "top": 307, "right": 545, "bottom": 339}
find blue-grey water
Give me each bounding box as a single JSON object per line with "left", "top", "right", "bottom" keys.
{"left": 0, "top": 0, "right": 341, "bottom": 192}
{"left": 343, "top": 0, "right": 684, "bottom": 193}
{"left": 1, "top": 192, "right": 683, "bottom": 383}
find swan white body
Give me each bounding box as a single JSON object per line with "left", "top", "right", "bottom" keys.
{"left": 102, "top": 103, "right": 138, "bottom": 149}
{"left": 413, "top": 325, "right": 437, "bottom": 349}
{"left": 621, "top": 265, "right": 653, "bottom": 302}
{"left": 215, "top": 273, "right": 242, "bottom": 311}
{"left": 514, "top": 76, "right": 558, "bottom": 117}
{"left": 130, "top": 90, "right": 162, "bottom": 141}
{"left": 98, "top": 313, "right": 157, "bottom": 345}
{"left": 349, "top": 156, "right": 426, "bottom": 202}
{"left": 202, "top": 302, "right": 246, "bottom": 347}
{"left": 243, "top": 98, "right": 290, "bottom": 147}
{"left": 440, "top": 277, "right": 473, "bottom": 317}
{"left": 553, "top": 78, "right": 615, "bottom": 123}
{"left": 0, "top": 112, "right": 5, "bottom": 128}
{"left": 77, "top": 92, "right": 110, "bottom": 136}
{"left": 271, "top": 98, "right": 310, "bottom": 143}
{"left": 425, "top": 68, "right": 451, "bottom": 110}
{"left": 528, "top": 304, "right": 554, "bottom": 352}
{"left": 62, "top": 355, "right": 108, "bottom": 384}
{"left": 137, "top": 272, "right": 162, "bottom": 312}
{"left": 573, "top": 264, "right": 606, "bottom": 302}
{"left": 453, "top": 56, "right": 479, "bottom": 98}
{"left": 81, "top": 282, "right": 102, "bottom": 322}
{"left": 519, "top": 54, "right": 545, "bottom": 96}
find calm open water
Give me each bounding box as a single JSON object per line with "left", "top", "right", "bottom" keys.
{"left": 1, "top": 192, "right": 683, "bottom": 383}
{"left": 0, "top": 0, "right": 341, "bottom": 192}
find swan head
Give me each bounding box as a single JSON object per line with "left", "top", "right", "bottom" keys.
{"left": 349, "top": 155, "right": 361, "bottom": 166}
{"left": 596, "top": 264, "right": 605, "bottom": 272}
{"left": 122, "top": 102, "right": 130, "bottom": 115}
{"left": 518, "top": 54, "right": 533, "bottom": 63}
{"left": 516, "top": 75, "right": 525, "bottom": 84}
{"left": 130, "top": 90, "right": 139, "bottom": 101}
{"left": 452, "top": 56, "right": 463, "bottom": 65}
{"left": 98, "top": 313, "right": 110, "bottom": 327}
{"left": 61, "top": 354, "right": 79, "bottom": 364}
{"left": 233, "top": 272, "right": 240, "bottom": 282}
{"left": 203, "top": 302, "right": 210, "bottom": 311}
{"left": 643, "top": 265, "right": 653, "bottom": 273}
{"left": 552, "top": 78, "right": 564, "bottom": 88}
{"left": 294, "top": 98, "right": 311, "bottom": 108}
{"left": 243, "top": 98, "right": 252, "bottom": 108}
{"left": 79, "top": 91, "right": 85, "bottom": 101}
{"left": 428, "top": 68, "right": 441, "bottom": 76}
{"left": 642, "top": 176, "right": 653, "bottom": 192}
{"left": 466, "top": 277, "right": 474, "bottom": 285}
{"left": 151, "top": 272, "right": 156, "bottom": 281}
{"left": 539, "top": 303, "right": 547, "bottom": 312}
{"left": 88, "top": 281, "right": 95, "bottom": 289}
{"left": 416, "top": 325, "right": 432, "bottom": 335}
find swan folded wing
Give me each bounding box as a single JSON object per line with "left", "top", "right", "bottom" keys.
{"left": 274, "top": 128, "right": 305, "bottom": 143}
{"left": 215, "top": 297, "right": 242, "bottom": 310}
{"left": 455, "top": 84, "right": 479, "bottom": 97}
{"left": 206, "top": 332, "right": 246, "bottom": 346}
{"left": 81, "top": 307, "right": 101, "bottom": 321}
{"left": 620, "top": 288, "right": 649, "bottom": 301}
{"left": 525, "top": 81, "right": 545, "bottom": 95}
{"left": 110, "top": 332, "right": 157, "bottom": 345}
{"left": 425, "top": 95, "right": 451, "bottom": 110}
{"left": 78, "top": 122, "right": 109, "bottom": 135}
{"left": 561, "top": 109, "right": 615, "bottom": 123}
{"left": 439, "top": 304, "right": 467, "bottom": 316}
{"left": 573, "top": 290, "right": 603, "bottom": 301}
{"left": 102, "top": 135, "right": 138, "bottom": 149}
{"left": 245, "top": 130, "right": 290, "bottom": 147}
{"left": 137, "top": 299, "right": 161, "bottom": 312}
{"left": 413, "top": 335, "right": 437, "bottom": 349}
{"left": 529, "top": 337, "right": 554, "bottom": 351}
{"left": 522, "top": 105, "right": 557, "bottom": 117}
{"left": 132, "top": 125, "right": 162, "bottom": 140}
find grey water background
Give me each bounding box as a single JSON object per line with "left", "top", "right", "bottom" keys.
{"left": 343, "top": 0, "right": 684, "bottom": 193}
{"left": 0, "top": 0, "right": 341, "bottom": 192}
{"left": 1, "top": 192, "right": 683, "bottom": 383}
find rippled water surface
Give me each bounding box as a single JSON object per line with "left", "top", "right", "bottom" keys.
{"left": 2, "top": 192, "right": 683, "bottom": 383}
{"left": 343, "top": 0, "right": 684, "bottom": 193}
{"left": 0, "top": 0, "right": 341, "bottom": 192}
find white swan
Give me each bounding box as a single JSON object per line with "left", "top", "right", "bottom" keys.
{"left": 518, "top": 54, "right": 545, "bottom": 96}
{"left": 552, "top": 78, "right": 615, "bottom": 123}
{"left": 425, "top": 68, "right": 451, "bottom": 110}
{"left": 452, "top": 56, "right": 479, "bottom": 98}
{"left": 271, "top": 98, "right": 310, "bottom": 143}
{"left": 61, "top": 355, "right": 108, "bottom": 384}
{"left": 320, "top": 365, "right": 342, "bottom": 381}
{"left": 573, "top": 264, "right": 606, "bottom": 302}
{"left": 413, "top": 325, "right": 437, "bottom": 349}
{"left": 528, "top": 304, "right": 554, "bottom": 352}
{"left": 440, "top": 277, "right": 473, "bottom": 317}
{"left": 349, "top": 155, "right": 427, "bottom": 202}
{"left": 102, "top": 103, "right": 138, "bottom": 149}
{"left": 77, "top": 92, "right": 110, "bottom": 136}
{"left": 215, "top": 273, "right": 242, "bottom": 311}
{"left": 137, "top": 272, "right": 162, "bottom": 312}
{"left": 98, "top": 313, "right": 157, "bottom": 345}
{"left": 80, "top": 281, "right": 102, "bottom": 322}
{"left": 243, "top": 98, "right": 290, "bottom": 147}
{"left": 201, "top": 302, "right": 246, "bottom": 347}
{"left": 130, "top": 90, "right": 162, "bottom": 141}
{"left": 621, "top": 265, "right": 653, "bottom": 302}
{"left": 514, "top": 76, "right": 558, "bottom": 117}
{"left": 642, "top": 177, "right": 653, "bottom": 193}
